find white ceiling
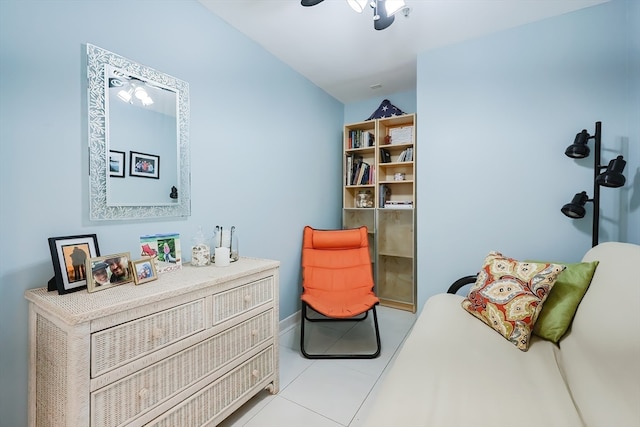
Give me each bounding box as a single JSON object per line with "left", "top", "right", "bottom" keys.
{"left": 198, "top": 0, "right": 609, "bottom": 104}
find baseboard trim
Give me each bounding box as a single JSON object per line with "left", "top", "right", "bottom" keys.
{"left": 279, "top": 310, "right": 300, "bottom": 335}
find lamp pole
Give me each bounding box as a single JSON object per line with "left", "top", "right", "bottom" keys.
{"left": 592, "top": 121, "right": 601, "bottom": 248}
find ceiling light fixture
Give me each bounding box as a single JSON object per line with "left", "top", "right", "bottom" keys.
{"left": 302, "top": 0, "right": 407, "bottom": 31}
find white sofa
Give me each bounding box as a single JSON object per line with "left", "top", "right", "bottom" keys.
{"left": 364, "top": 242, "right": 640, "bottom": 427}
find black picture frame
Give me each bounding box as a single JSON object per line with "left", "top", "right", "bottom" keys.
{"left": 130, "top": 151, "right": 160, "bottom": 179}
{"left": 48, "top": 234, "right": 100, "bottom": 294}
{"left": 109, "top": 150, "right": 125, "bottom": 178}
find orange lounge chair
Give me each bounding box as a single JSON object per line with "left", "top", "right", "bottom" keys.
{"left": 300, "top": 225, "right": 381, "bottom": 359}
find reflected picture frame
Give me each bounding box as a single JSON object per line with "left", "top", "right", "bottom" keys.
{"left": 109, "top": 150, "right": 125, "bottom": 178}
{"left": 87, "top": 252, "right": 133, "bottom": 293}
{"left": 48, "top": 234, "right": 100, "bottom": 294}
{"left": 131, "top": 257, "right": 158, "bottom": 285}
{"left": 130, "top": 151, "right": 160, "bottom": 179}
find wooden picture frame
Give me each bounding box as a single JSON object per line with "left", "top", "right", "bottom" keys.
{"left": 131, "top": 257, "right": 158, "bottom": 285}
{"left": 87, "top": 252, "right": 133, "bottom": 293}
{"left": 109, "top": 150, "right": 125, "bottom": 178}
{"left": 130, "top": 151, "right": 160, "bottom": 179}
{"left": 48, "top": 234, "right": 100, "bottom": 294}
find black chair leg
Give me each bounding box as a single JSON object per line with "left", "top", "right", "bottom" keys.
{"left": 300, "top": 302, "right": 381, "bottom": 359}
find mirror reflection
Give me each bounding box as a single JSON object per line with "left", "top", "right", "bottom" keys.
{"left": 106, "top": 65, "right": 178, "bottom": 206}
{"left": 87, "top": 44, "right": 190, "bottom": 220}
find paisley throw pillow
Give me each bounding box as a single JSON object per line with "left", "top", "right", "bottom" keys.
{"left": 462, "top": 251, "right": 565, "bottom": 351}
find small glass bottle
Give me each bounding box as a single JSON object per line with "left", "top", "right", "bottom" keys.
{"left": 230, "top": 226, "right": 239, "bottom": 262}
{"left": 356, "top": 190, "right": 373, "bottom": 208}
{"left": 191, "top": 226, "right": 210, "bottom": 266}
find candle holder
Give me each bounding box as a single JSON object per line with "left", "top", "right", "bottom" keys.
{"left": 211, "top": 225, "right": 239, "bottom": 264}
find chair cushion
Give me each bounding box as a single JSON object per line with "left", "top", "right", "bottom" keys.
{"left": 301, "top": 226, "right": 377, "bottom": 318}
{"left": 461, "top": 251, "right": 565, "bottom": 351}
{"left": 529, "top": 260, "right": 599, "bottom": 343}
{"left": 310, "top": 228, "right": 365, "bottom": 250}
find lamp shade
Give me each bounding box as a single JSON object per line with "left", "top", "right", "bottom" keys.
{"left": 384, "top": 0, "right": 406, "bottom": 15}
{"left": 347, "top": 0, "right": 368, "bottom": 12}
{"left": 384, "top": 0, "right": 407, "bottom": 16}
{"left": 564, "top": 130, "right": 591, "bottom": 158}
{"left": 561, "top": 191, "right": 589, "bottom": 219}
{"left": 596, "top": 155, "right": 626, "bottom": 188}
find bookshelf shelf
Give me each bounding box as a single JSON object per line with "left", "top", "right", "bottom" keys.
{"left": 342, "top": 114, "right": 416, "bottom": 313}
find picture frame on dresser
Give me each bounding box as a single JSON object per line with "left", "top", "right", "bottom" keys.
{"left": 48, "top": 234, "right": 100, "bottom": 294}
{"left": 131, "top": 257, "right": 158, "bottom": 285}
{"left": 87, "top": 252, "right": 133, "bottom": 292}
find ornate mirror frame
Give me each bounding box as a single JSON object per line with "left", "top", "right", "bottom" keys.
{"left": 87, "top": 43, "right": 190, "bottom": 220}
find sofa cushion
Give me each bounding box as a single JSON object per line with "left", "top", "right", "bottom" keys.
{"left": 557, "top": 242, "right": 640, "bottom": 427}
{"left": 462, "top": 251, "right": 565, "bottom": 351}
{"left": 529, "top": 260, "right": 599, "bottom": 343}
{"left": 363, "top": 293, "right": 583, "bottom": 427}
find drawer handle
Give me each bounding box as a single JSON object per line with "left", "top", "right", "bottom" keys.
{"left": 252, "top": 369, "right": 259, "bottom": 378}
{"left": 251, "top": 329, "right": 258, "bottom": 337}
{"left": 244, "top": 294, "right": 252, "bottom": 303}
{"left": 138, "top": 388, "right": 148, "bottom": 399}
{"left": 152, "top": 327, "right": 164, "bottom": 339}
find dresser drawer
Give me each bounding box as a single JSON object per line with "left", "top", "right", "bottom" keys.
{"left": 91, "top": 300, "right": 205, "bottom": 377}
{"left": 213, "top": 276, "right": 274, "bottom": 325}
{"left": 90, "top": 309, "right": 274, "bottom": 427}
{"left": 147, "top": 346, "right": 274, "bottom": 427}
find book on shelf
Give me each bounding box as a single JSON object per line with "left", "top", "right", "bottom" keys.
{"left": 384, "top": 200, "right": 414, "bottom": 209}
{"left": 356, "top": 162, "right": 370, "bottom": 185}
{"left": 379, "top": 184, "right": 391, "bottom": 208}
{"left": 349, "top": 130, "right": 375, "bottom": 149}
{"left": 379, "top": 148, "right": 391, "bottom": 163}
{"left": 348, "top": 155, "right": 360, "bottom": 185}
{"left": 396, "top": 147, "right": 413, "bottom": 162}
{"left": 345, "top": 155, "right": 353, "bottom": 185}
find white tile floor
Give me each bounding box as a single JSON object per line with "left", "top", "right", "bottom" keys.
{"left": 219, "top": 306, "right": 417, "bottom": 427}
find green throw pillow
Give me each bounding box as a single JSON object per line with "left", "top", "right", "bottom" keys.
{"left": 529, "top": 260, "right": 599, "bottom": 343}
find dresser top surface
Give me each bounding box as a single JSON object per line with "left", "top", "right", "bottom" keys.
{"left": 25, "top": 257, "right": 279, "bottom": 324}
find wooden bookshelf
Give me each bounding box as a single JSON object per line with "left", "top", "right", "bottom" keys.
{"left": 342, "top": 114, "right": 416, "bottom": 313}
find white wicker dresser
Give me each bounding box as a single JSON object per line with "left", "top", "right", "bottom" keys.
{"left": 25, "top": 257, "right": 280, "bottom": 427}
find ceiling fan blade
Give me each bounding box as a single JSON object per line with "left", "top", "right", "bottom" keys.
{"left": 301, "top": 0, "right": 324, "bottom": 6}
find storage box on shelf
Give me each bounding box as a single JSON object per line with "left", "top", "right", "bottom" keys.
{"left": 342, "top": 113, "right": 416, "bottom": 313}
{"left": 25, "top": 257, "right": 280, "bottom": 427}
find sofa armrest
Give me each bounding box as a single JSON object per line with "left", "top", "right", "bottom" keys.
{"left": 447, "top": 275, "right": 477, "bottom": 294}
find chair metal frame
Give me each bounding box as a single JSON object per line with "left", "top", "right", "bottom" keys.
{"left": 300, "top": 300, "right": 381, "bottom": 359}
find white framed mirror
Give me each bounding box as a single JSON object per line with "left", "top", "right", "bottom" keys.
{"left": 87, "top": 43, "right": 190, "bottom": 220}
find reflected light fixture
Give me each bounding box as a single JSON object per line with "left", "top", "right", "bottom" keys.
{"left": 302, "top": 0, "right": 408, "bottom": 30}
{"left": 113, "top": 78, "right": 154, "bottom": 107}
{"left": 117, "top": 87, "right": 133, "bottom": 103}
{"left": 561, "top": 121, "right": 627, "bottom": 247}
{"left": 134, "top": 86, "right": 154, "bottom": 106}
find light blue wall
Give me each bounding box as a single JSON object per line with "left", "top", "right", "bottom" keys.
{"left": 416, "top": 0, "right": 639, "bottom": 308}
{"left": 0, "top": 1, "right": 343, "bottom": 425}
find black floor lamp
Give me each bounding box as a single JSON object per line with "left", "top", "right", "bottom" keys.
{"left": 561, "top": 121, "right": 627, "bottom": 247}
